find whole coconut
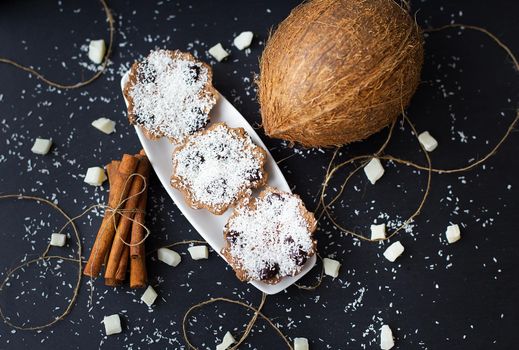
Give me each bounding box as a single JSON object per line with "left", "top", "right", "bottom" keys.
{"left": 258, "top": 0, "right": 423, "bottom": 147}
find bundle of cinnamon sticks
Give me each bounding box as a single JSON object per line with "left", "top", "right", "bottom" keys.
{"left": 84, "top": 150, "right": 150, "bottom": 288}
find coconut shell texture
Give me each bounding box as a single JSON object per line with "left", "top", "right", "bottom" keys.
{"left": 258, "top": 0, "right": 424, "bottom": 147}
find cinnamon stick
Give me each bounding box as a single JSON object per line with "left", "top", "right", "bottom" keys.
{"left": 128, "top": 149, "right": 149, "bottom": 288}
{"left": 83, "top": 154, "right": 139, "bottom": 277}
{"left": 105, "top": 245, "right": 130, "bottom": 286}
{"left": 104, "top": 155, "right": 150, "bottom": 284}
{"left": 130, "top": 251, "right": 147, "bottom": 289}
{"left": 130, "top": 193, "right": 147, "bottom": 259}
{"left": 130, "top": 187, "right": 149, "bottom": 288}
{"left": 116, "top": 245, "right": 130, "bottom": 283}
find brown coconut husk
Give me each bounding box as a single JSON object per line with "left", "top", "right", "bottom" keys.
{"left": 258, "top": 0, "right": 424, "bottom": 147}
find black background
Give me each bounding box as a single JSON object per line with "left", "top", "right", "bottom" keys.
{"left": 0, "top": 0, "right": 518, "bottom": 349}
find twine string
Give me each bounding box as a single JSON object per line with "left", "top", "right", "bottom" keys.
{"left": 108, "top": 173, "right": 152, "bottom": 248}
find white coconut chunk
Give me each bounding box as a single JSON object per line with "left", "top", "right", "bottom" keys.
{"left": 31, "top": 138, "right": 52, "bottom": 155}
{"left": 216, "top": 331, "right": 236, "bottom": 350}
{"left": 50, "top": 233, "right": 66, "bottom": 247}
{"left": 323, "top": 258, "right": 341, "bottom": 278}
{"left": 233, "top": 31, "right": 254, "bottom": 50}
{"left": 380, "top": 325, "right": 394, "bottom": 350}
{"left": 157, "top": 248, "right": 182, "bottom": 267}
{"left": 92, "top": 117, "right": 116, "bottom": 134}
{"left": 140, "top": 285, "right": 158, "bottom": 307}
{"left": 364, "top": 158, "right": 384, "bottom": 185}
{"left": 88, "top": 39, "right": 106, "bottom": 64}
{"left": 383, "top": 241, "right": 404, "bottom": 262}
{"left": 103, "top": 314, "right": 122, "bottom": 335}
{"left": 188, "top": 245, "right": 208, "bottom": 260}
{"left": 371, "top": 223, "right": 386, "bottom": 240}
{"left": 445, "top": 224, "right": 461, "bottom": 244}
{"left": 418, "top": 131, "right": 438, "bottom": 152}
{"left": 84, "top": 167, "right": 107, "bottom": 186}
{"left": 208, "top": 43, "right": 229, "bottom": 62}
{"left": 294, "top": 337, "right": 309, "bottom": 350}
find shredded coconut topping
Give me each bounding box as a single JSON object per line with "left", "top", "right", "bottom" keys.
{"left": 225, "top": 190, "right": 315, "bottom": 281}
{"left": 171, "top": 124, "right": 265, "bottom": 213}
{"left": 128, "top": 49, "right": 215, "bottom": 142}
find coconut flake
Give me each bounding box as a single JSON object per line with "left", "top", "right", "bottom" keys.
{"left": 84, "top": 167, "right": 107, "bottom": 186}
{"left": 216, "top": 331, "right": 236, "bottom": 350}
{"left": 383, "top": 241, "right": 404, "bottom": 262}
{"left": 157, "top": 248, "right": 181, "bottom": 266}
{"left": 380, "top": 325, "right": 395, "bottom": 349}
{"left": 293, "top": 337, "right": 309, "bottom": 350}
{"left": 188, "top": 245, "right": 208, "bottom": 260}
{"left": 103, "top": 314, "right": 122, "bottom": 336}
{"left": 323, "top": 258, "right": 341, "bottom": 278}
{"left": 370, "top": 223, "right": 386, "bottom": 240}
{"left": 88, "top": 39, "right": 106, "bottom": 64}
{"left": 445, "top": 224, "right": 461, "bottom": 243}
{"left": 31, "top": 138, "right": 52, "bottom": 155}
{"left": 418, "top": 131, "right": 438, "bottom": 152}
{"left": 364, "top": 158, "right": 384, "bottom": 184}
{"left": 50, "top": 233, "right": 66, "bottom": 247}
{"left": 208, "top": 43, "right": 229, "bottom": 61}
{"left": 233, "top": 31, "right": 254, "bottom": 50}
{"left": 92, "top": 117, "right": 116, "bottom": 134}
{"left": 140, "top": 285, "right": 158, "bottom": 307}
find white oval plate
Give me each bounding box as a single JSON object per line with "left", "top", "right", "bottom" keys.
{"left": 120, "top": 72, "right": 316, "bottom": 294}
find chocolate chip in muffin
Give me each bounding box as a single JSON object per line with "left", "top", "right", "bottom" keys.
{"left": 259, "top": 262, "right": 280, "bottom": 281}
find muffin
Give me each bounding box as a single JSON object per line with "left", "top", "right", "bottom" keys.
{"left": 170, "top": 122, "right": 268, "bottom": 215}
{"left": 223, "top": 187, "right": 317, "bottom": 284}
{"left": 123, "top": 49, "right": 217, "bottom": 143}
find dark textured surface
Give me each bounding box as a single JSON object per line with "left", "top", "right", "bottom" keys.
{"left": 0, "top": 0, "right": 518, "bottom": 349}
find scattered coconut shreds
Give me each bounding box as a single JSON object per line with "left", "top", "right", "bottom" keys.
{"left": 233, "top": 31, "right": 254, "bottom": 50}
{"left": 446, "top": 224, "right": 461, "bottom": 243}
{"left": 418, "top": 131, "right": 438, "bottom": 152}
{"left": 157, "top": 248, "right": 181, "bottom": 267}
{"left": 294, "top": 337, "right": 310, "bottom": 350}
{"left": 92, "top": 117, "right": 116, "bottom": 134}
{"left": 188, "top": 245, "right": 208, "bottom": 260}
{"left": 50, "top": 233, "right": 66, "bottom": 247}
{"left": 380, "top": 325, "right": 395, "bottom": 350}
{"left": 31, "top": 138, "right": 52, "bottom": 155}
{"left": 84, "top": 167, "right": 107, "bottom": 186}
{"left": 103, "top": 314, "right": 122, "bottom": 336}
{"left": 140, "top": 285, "right": 158, "bottom": 307}
{"left": 364, "top": 158, "right": 384, "bottom": 184}
{"left": 88, "top": 39, "right": 106, "bottom": 64}
{"left": 383, "top": 241, "right": 404, "bottom": 262}
{"left": 216, "top": 331, "right": 236, "bottom": 350}
{"left": 370, "top": 223, "right": 386, "bottom": 240}
{"left": 208, "top": 43, "right": 229, "bottom": 61}
{"left": 323, "top": 258, "right": 341, "bottom": 278}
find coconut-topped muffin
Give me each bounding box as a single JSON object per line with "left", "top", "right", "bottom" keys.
{"left": 170, "top": 122, "right": 268, "bottom": 215}
{"left": 123, "top": 49, "right": 217, "bottom": 143}
{"left": 223, "top": 188, "right": 317, "bottom": 284}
